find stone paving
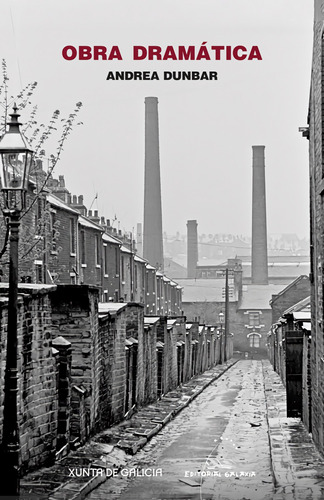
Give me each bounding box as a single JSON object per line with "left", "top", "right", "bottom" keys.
{"left": 84, "top": 359, "right": 324, "bottom": 500}
{"left": 18, "top": 359, "right": 324, "bottom": 500}
{"left": 262, "top": 360, "right": 324, "bottom": 500}
{"left": 19, "top": 359, "right": 237, "bottom": 500}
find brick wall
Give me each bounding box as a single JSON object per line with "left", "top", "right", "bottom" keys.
{"left": 302, "top": 332, "right": 312, "bottom": 432}
{"left": 47, "top": 202, "right": 79, "bottom": 285}
{"left": 156, "top": 317, "right": 178, "bottom": 394}
{"left": 98, "top": 309, "right": 126, "bottom": 426}
{"left": 102, "top": 240, "right": 120, "bottom": 302}
{"left": 145, "top": 268, "right": 157, "bottom": 315}
{"left": 235, "top": 309, "right": 271, "bottom": 357}
{"left": 143, "top": 324, "right": 158, "bottom": 402}
{"left": 79, "top": 225, "right": 102, "bottom": 288}
{"left": 125, "top": 304, "right": 144, "bottom": 408}
{"left": 50, "top": 285, "right": 101, "bottom": 436}
{"left": 0, "top": 285, "right": 58, "bottom": 473}
{"left": 271, "top": 276, "right": 310, "bottom": 324}
{"left": 309, "top": 0, "right": 324, "bottom": 454}
{"left": 0, "top": 281, "right": 233, "bottom": 475}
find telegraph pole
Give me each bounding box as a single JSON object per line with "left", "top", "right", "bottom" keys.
{"left": 224, "top": 267, "right": 229, "bottom": 362}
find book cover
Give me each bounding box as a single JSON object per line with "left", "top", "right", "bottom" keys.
{"left": 0, "top": 2, "right": 316, "bottom": 500}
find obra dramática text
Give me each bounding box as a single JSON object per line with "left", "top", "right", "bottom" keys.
{"left": 62, "top": 44, "right": 262, "bottom": 61}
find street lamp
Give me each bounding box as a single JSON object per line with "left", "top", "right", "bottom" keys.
{"left": 218, "top": 311, "right": 225, "bottom": 363}
{"left": 0, "top": 104, "right": 34, "bottom": 495}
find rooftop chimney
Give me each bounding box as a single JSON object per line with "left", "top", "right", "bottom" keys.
{"left": 143, "top": 97, "right": 164, "bottom": 271}
{"left": 251, "top": 145, "right": 268, "bottom": 285}
{"left": 187, "top": 220, "right": 198, "bottom": 278}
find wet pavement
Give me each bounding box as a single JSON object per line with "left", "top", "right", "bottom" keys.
{"left": 86, "top": 360, "right": 324, "bottom": 500}
{"left": 87, "top": 360, "right": 274, "bottom": 500}
{"left": 19, "top": 359, "right": 324, "bottom": 500}
{"left": 20, "top": 359, "right": 237, "bottom": 500}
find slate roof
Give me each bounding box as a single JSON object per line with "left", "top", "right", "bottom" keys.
{"left": 102, "top": 232, "right": 122, "bottom": 245}
{"left": 283, "top": 295, "right": 311, "bottom": 315}
{"left": 270, "top": 276, "right": 309, "bottom": 305}
{"left": 144, "top": 316, "right": 160, "bottom": 325}
{"left": 47, "top": 193, "right": 80, "bottom": 214}
{"left": 176, "top": 279, "right": 238, "bottom": 303}
{"left": 238, "top": 284, "right": 288, "bottom": 310}
{"left": 98, "top": 302, "right": 126, "bottom": 316}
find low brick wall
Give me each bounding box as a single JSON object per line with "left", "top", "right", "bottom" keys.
{"left": 0, "top": 285, "right": 58, "bottom": 474}
{"left": 0, "top": 284, "right": 235, "bottom": 475}
{"left": 302, "top": 333, "right": 312, "bottom": 432}
{"left": 142, "top": 324, "right": 158, "bottom": 403}
{"left": 51, "top": 285, "right": 101, "bottom": 436}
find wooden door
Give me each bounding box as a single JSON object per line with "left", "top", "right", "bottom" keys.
{"left": 285, "top": 330, "right": 303, "bottom": 417}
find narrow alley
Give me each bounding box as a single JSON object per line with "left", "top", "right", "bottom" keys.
{"left": 85, "top": 360, "right": 324, "bottom": 500}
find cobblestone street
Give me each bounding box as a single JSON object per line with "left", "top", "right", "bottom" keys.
{"left": 85, "top": 360, "right": 324, "bottom": 500}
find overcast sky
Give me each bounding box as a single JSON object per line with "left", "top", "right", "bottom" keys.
{"left": 0, "top": 0, "right": 313, "bottom": 239}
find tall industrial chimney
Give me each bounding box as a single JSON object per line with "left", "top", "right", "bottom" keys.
{"left": 143, "top": 97, "right": 164, "bottom": 271}
{"left": 187, "top": 220, "right": 198, "bottom": 278}
{"left": 251, "top": 145, "right": 268, "bottom": 285}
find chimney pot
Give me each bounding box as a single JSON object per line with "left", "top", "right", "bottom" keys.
{"left": 78, "top": 195, "right": 83, "bottom": 205}
{"left": 88, "top": 210, "right": 92, "bottom": 217}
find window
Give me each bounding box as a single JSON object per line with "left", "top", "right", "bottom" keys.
{"left": 115, "top": 247, "right": 119, "bottom": 276}
{"left": 249, "top": 334, "right": 260, "bottom": 348}
{"left": 35, "top": 197, "right": 44, "bottom": 235}
{"left": 34, "top": 261, "right": 43, "bottom": 283}
{"left": 80, "top": 230, "right": 86, "bottom": 265}
{"left": 50, "top": 211, "right": 57, "bottom": 252}
{"left": 121, "top": 255, "right": 125, "bottom": 281}
{"left": 70, "top": 218, "right": 76, "bottom": 254}
{"left": 103, "top": 244, "right": 108, "bottom": 275}
{"left": 134, "top": 264, "right": 138, "bottom": 290}
{"left": 249, "top": 312, "right": 260, "bottom": 327}
{"left": 95, "top": 234, "right": 100, "bottom": 266}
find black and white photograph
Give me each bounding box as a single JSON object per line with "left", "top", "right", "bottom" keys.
{"left": 0, "top": 1, "right": 322, "bottom": 499}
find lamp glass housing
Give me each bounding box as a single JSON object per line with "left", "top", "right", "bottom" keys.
{"left": 0, "top": 150, "right": 33, "bottom": 191}
{"left": 0, "top": 105, "right": 34, "bottom": 211}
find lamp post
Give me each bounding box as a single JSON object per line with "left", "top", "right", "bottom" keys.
{"left": 219, "top": 310, "right": 224, "bottom": 363}
{"left": 0, "top": 104, "right": 34, "bottom": 496}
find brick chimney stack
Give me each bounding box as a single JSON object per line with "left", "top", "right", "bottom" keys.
{"left": 143, "top": 97, "right": 164, "bottom": 271}
{"left": 187, "top": 220, "right": 198, "bottom": 278}
{"left": 251, "top": 145, "right": 268, "bottom": 285}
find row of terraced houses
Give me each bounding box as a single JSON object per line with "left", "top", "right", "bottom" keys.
{"left": 14, "top": 163, "right": 182, "bottom": 316}
{"left": 0, "top": 164, "right": 233, "bottom": 474}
